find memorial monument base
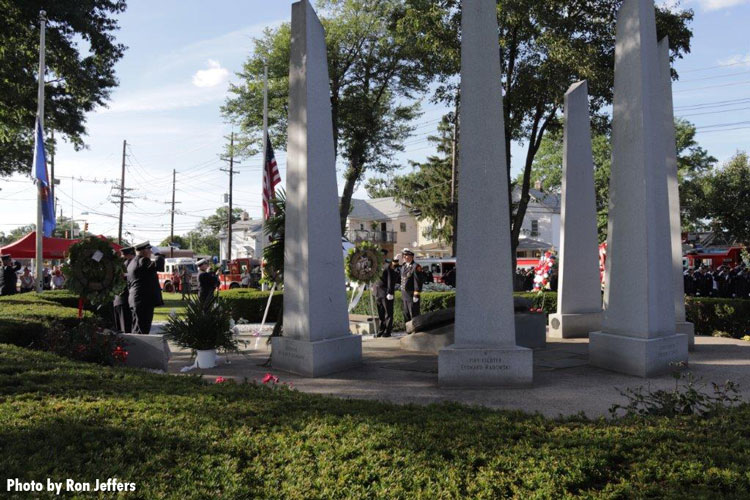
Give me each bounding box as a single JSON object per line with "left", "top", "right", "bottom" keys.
{"left": 438, "top": 344, "right": 533, "bottom": 387}
{"left": 271, "top": 335, "right": 362, "bottom": 377}
{"left": 589, "top": 331, "right": 688, "bottom": 378}
{"left": 548, "top": 312, "right": 602, "bottom": 339}
{"left": 676, "top": 321, "right": 695, "bottom": 352}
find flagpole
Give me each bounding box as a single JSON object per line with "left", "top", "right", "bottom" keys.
{"left": 35, "top": 11, "right": 47, "bottom": 293}
{"left": 260, "top": 62, "right": 269, "bottom": 291}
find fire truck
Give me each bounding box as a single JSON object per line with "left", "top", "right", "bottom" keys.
{"left": 157, "top": 258, "right": 199, "bottom": 293}
{"left": 219, "top": 258, "right": 262, "bottom": 290}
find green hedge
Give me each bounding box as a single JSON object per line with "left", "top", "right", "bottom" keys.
{"left": 686, "top": 297, "right": 750, "bottom": 339}
{"left": 219, "top": 289, "right": 283, "bottom": 322}
{"left": 0, "top": 299, "right": 92, "bottom": 347}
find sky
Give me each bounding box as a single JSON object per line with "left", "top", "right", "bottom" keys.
{"left": 1, "top": 0, "right": 749, "bottom": 246}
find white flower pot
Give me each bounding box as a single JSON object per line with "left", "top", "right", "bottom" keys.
{"left": 196, "top": 349, "right": 217, "bottom": 369}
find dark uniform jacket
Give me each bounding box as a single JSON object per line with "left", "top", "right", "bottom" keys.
{"left": 373, "top": 264, "right": 398, "bottom": 300}
{"left": 400, "top": 261, "right": 422, "bottom": 297}
{"left": 0, "top": 262, "right": 21, "bottom": 295}
{"left": 113, "top": 259, "right": 132, "bottom": 307}
{"left": 127, "top": 256, "right": 161, "bottom": 308}
{"left": 198, "top": 270, "right": 219, "bottom": 303}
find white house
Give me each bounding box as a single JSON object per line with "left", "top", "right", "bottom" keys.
{"left": 218, "top": 211, "right": 263, "bottom": 261}
{"left": 345, "top": 197, "right": 419, "bottom": 258}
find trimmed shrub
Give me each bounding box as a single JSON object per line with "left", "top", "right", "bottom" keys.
{"left": 0, "top": 296, "right": 92, "bottom": 347}
{"left": 219, "top": 289, "right": 283, "bottom": 322}
{"left": 686, "top": 297, "right": 750, "bottom": 339}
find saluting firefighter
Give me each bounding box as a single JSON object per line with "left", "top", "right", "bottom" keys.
{"left": 127, "top": 242, "right": 161, "bottom": 334}
{"left": 399, "top": 248, "right": 422, "bottom": 324}
{"left": 373, "top": 249, "right": 399, "bottom": 337}
{"left": 0, "top": 253, "right": 21, "bottom": 296}
{"left": 113, "top": 246, "right": 136, "bottom": 333}
{"left": 197, "top": 258, "right": 219, "bottom": 304}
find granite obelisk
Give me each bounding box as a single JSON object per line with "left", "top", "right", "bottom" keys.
{"left": 589, "top": 0, "right": 688, "bottom": 377}
{"left": 438, "top": 0, "right": 533, "bottom": 387}
{"left": 659, "top": 36, "right": 695, "bottom": 351}
{"left": 548, "top": 81, "right": 602, "bottom": 338}
{"left": 271, "top": 0, "right": 361, "bottom": 377}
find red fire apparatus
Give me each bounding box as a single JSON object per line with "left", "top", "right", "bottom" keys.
{"left": 219, "top": 258, "right": 262, "bottom": 290}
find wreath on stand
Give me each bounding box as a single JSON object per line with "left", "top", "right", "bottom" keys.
{"left": 345, "top": 242, "right": 385, "bottom": 331}
{"left": 62, "top": 236, "right": 126, "bottom": 317}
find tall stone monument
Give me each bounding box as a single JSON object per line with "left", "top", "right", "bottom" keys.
{"left": 438, "top": 0, "right": 533, "bottom": 387}
{"left": 271, "top": 0, "right": 361, "bottom": 377}
{"left": 659, "top": 37, "right": 695, "bottom": 351}
{"left": 589, "top": 0, "right": 688, "bottom": 377}
{"left": 548, "top": 81, "right": 603, "bottom": 338}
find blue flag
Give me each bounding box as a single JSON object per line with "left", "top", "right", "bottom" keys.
{"left": 33, "top": 119, "right": 56, "bottom": 237}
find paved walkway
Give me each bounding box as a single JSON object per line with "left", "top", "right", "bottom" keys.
{"left": 163, "top": 327, "right": 750, "bottom": 418}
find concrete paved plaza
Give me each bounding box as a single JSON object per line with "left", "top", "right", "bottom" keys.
{"left": 164, "top": 327, "right": 750, "bottom": 418}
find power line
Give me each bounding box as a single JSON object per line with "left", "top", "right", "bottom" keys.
{"left": 680, "top": 59, "right": 750, "bottom": 73}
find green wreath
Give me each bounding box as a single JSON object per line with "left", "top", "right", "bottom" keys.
{"left": 345, "top": 241, "right": 385, "bottom": 284}
{"left": 62, "top": 236, "right": 126, "bottom": 306}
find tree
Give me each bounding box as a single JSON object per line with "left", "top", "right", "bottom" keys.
{"left": 367, "top": 115, "right": 457, "bottom": 247}
{"left": 160, "top": 235, "right": 188, "bottom": 249}
{"left": 52, "top": 215, "right": 82, "bottom": 239}
{"left": 180, "top": 207, "right": 246, "bottom": 257}
{"left": 397, "top": 0, "right": 693, "bottom": 265}
{"left": 522, "top": 118, "right": 715, "bottom": 238}
{"left": 703, "top": 152, "right": 750, "bottom": 244}
{"left": 0, "top": 224, "right": 35, "bottom": 246}
{"left": 222, "top": 0, "right": 430, "bottom": 233}
{"left": 0, "top": 0, "right": 127, "bottom": 176}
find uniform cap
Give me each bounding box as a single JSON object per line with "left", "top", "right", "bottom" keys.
{"left": 121, "top": 246, "right": 136, "bottom": 256}
{"left": 197, "top": 258, "right": 208, "bottom": 266}
{"left": 402, "top": 248, "right": 414, "bottom": 256}
{"left": 0, "top": 254, "right": 11, "bottom": 260}
{"left": 134, "top": 241, "right": 152, "bottom": 251}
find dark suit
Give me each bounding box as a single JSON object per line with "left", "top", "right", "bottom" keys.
{"left": 400, "top": 261, "right": 422, "bottom": 323}
{"left": 373, "top": 264, "right": 398, "bottom": 336}
{"left": 127, "top": 256, "right": 160, "bottom": 334}
{"left": 113, "top": 258, "right": 133, "bottom": 333}
{"left": 198, "top": 270, "right": 219, "bottom": 304}
{"left": 0, "top": 261, "right": 20, "bottom": 296}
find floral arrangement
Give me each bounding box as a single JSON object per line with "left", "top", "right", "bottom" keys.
{"left": 61, "top": 236, "right": 125, "bottom": 307}
{"left": 533, "top": 250, "right": 557, "bottom": 292}
{"left": 42, "top": 320, "right": 127, "bottom": 366}
{"left": 345, "top": 241, "right": 385, "bottom": 284}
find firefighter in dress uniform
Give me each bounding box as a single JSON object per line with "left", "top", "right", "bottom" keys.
{"left": 113, "top": 246, "right": 135, "bottom": 333}
{"left": 373, "top": 249, "right": 399, "bottom": 337}
{"left": 127, "top": 242, "right": 161, "bottom": 334}
{"left": 0, "top": 254, "right": 21, "bottom": 296}
{"left": 399, "top": 248, "right": 422, "bottom": 325}
{"left": 197, "top": 258, "right": 219, "bottom": 305}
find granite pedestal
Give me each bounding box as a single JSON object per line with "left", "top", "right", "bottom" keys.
{"left": 439, "top": 345, "right": 533, "bottom": 387}
{"left": 589, "top": 332, "right": 688, "bottom": 378}
{"left": 548, "top": 312, "right": 602, "bottom": 339}
{"left": 271, "top": 335, "right": 362, "bottom": 377}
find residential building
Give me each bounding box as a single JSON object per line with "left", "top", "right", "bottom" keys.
{"left": 345, "top": 197, "right": 419, "bottom": 257}
{"left": 218, "top": 211, "right": 264, "bottom": 261}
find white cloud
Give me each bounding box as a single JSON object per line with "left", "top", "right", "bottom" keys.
{"left": 692, "top": 0, "right": 750, "bottom": 11}
{"left": 192, "top": 59, "right": 230, "bottom": 88}
{"left": 717, "top": 53, "right": 750, "bottom": 68}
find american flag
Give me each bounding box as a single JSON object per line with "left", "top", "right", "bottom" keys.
{"left": 262, "top": 135, "right": 281, "bottom": 220}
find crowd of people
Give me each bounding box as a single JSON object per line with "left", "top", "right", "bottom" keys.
{"left": 685, "top": 264, "right": 750, "bottom": 299}
{"left": 0, "top": 254, "right": 67, "bottom": 295}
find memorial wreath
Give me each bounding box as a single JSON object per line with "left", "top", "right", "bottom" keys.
{"left": 345, "top": 241, "right": 385, "bottom": 285}
{"left": 62, "top": 236, "right": 126, "bottom": 307}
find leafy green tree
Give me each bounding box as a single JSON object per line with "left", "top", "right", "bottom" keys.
{"left": 0, "top": 0, "right": 127, "bottom": 176}
{"left": 196, "top": 207, "right": 245, "bottom": 234}
{"left": 180, "top": 207, "right": 246, "bottom": 257}
{"left": 703, "top": 152, "right": 750, "bottom": 244}
{"left": 222, "top": 0, "right": 429, "bottom": 233}
{"left": 159, "top": 235, "right": 189, "bottom": 249}
{"left": 52, "top": 215, "right": 82, "bottom": 239}
{"left": 397, "top": 0, "right": 693, "bottom": 265}
{"left": 522, "top": 118, "right": 715, "bottom": 239}
{"left": 0, "top": 224, "right": 35, "bottom": 246}
{"left": 367, "top": 115, "right": 457, "bottom": 248}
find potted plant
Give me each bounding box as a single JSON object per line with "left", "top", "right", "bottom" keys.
{"left": 162, "top": 295, "right": 237, "bottom": 368}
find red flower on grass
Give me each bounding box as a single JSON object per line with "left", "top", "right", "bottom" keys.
{"left": 112, "top": 346, "right": 128, "bottom": 363}
{"left": 262, "top": 373, "right": 280, "bottom": 385}
{"left": 215, "top": 377, "right": 227, "bottom": 384}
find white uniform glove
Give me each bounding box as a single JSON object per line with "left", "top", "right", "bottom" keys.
{"left": 386, "top": 294, "right": 394, "bottom": 301}
{"left": 413, "top": 296, "right": 419, "bottom": 303}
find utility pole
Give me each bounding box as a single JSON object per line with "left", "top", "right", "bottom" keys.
{"left": 118, "top": 140, "right": 127, "bottom": 244}
{"left": 450, "top": 97, "right": 459, "bottom": 258}
{"left": 50, "top": 129, "right": 55, "bottom": 213}
{"left": 220, "top": 132, "right": 238, "bottom": 263}
{"left": 170, "top": 169, "right": 176, "bottom": 257}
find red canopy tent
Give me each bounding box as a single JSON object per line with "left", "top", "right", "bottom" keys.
{"left": 0, "top": 232, "right": 121, "bottom": 259}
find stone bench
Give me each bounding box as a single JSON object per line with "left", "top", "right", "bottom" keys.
{"left": 120, "top": 333, "right": 171, "bottom": 372}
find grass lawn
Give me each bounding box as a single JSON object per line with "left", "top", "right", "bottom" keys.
{"left": 1, "top": 345, "right": 749, "bottom": 498}
{"left": 154, "top": 292, "right": 189, "bottom": 322}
